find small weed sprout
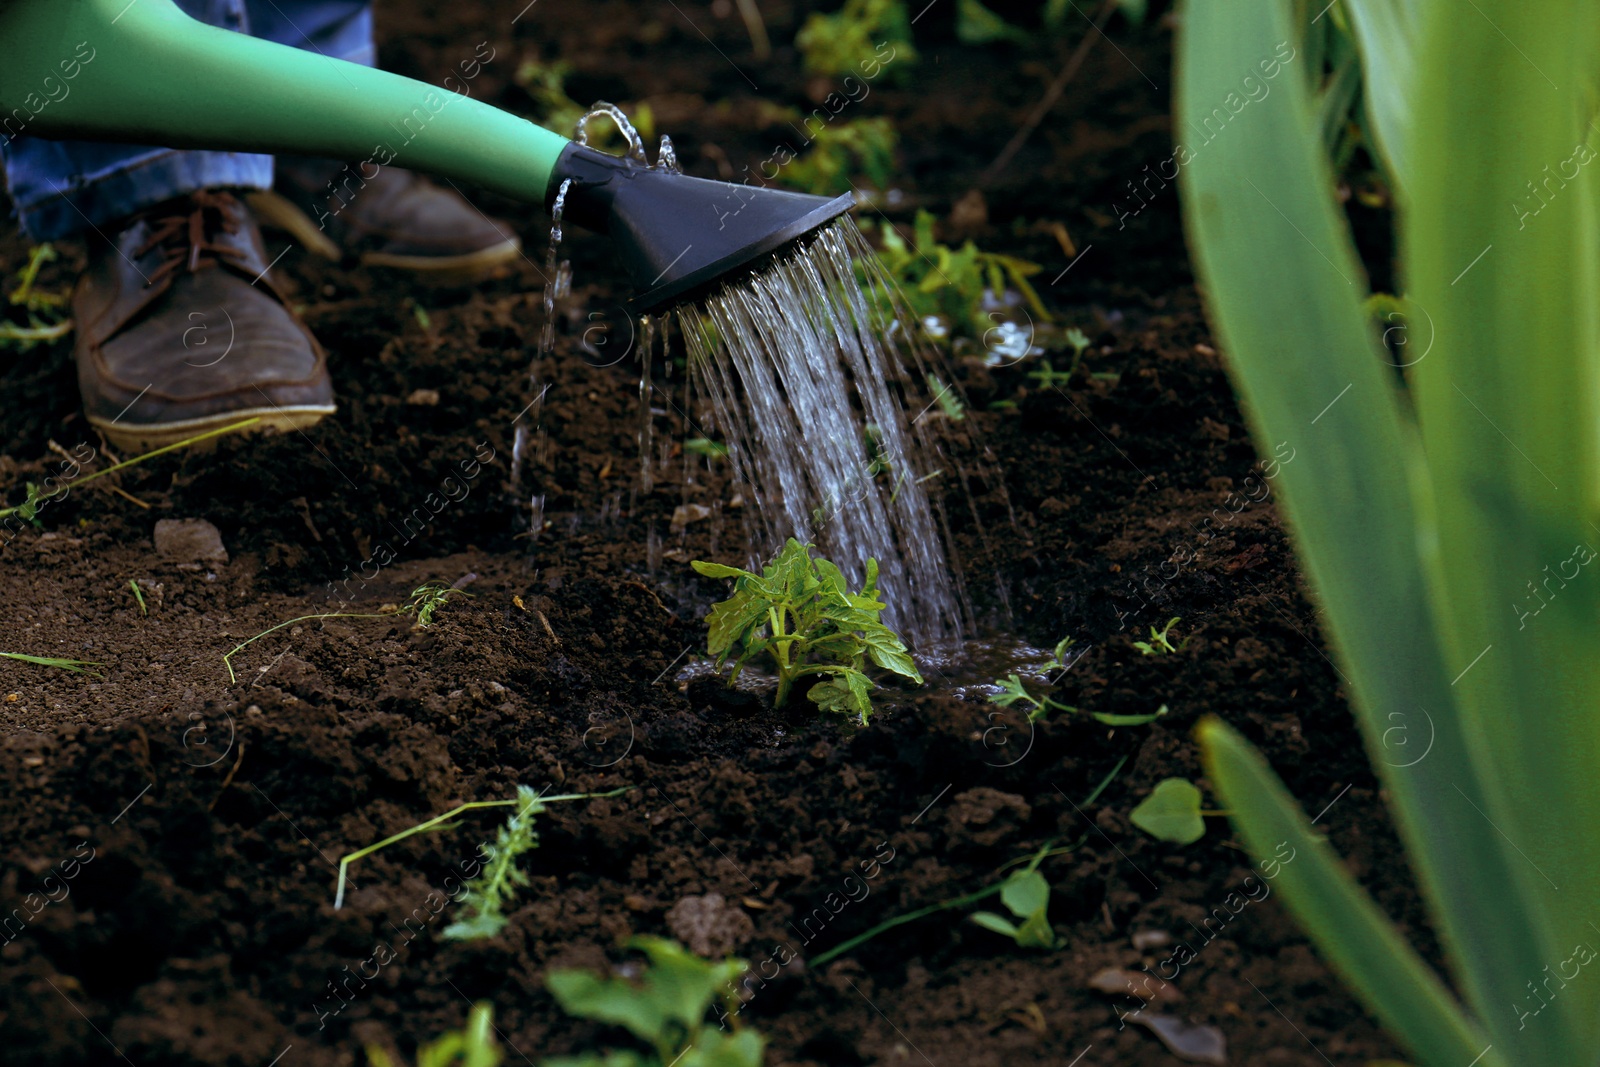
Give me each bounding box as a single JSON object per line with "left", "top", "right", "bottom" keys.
{"left": 924, "top": 372, "right": 966, "bottom": 421}
{"left": 809, "top": 758, "right": 1128, "bottom": 966}
{"left": 691, "top": 539, "right": 923, "bottom": 724}
{"left": 223, "top": 581, "right": 468, "bottom": 683}
{"left": 443, "top": 785, "right": 545, "bottom": 941}
{"left": 129, "top": 579, "right": 148, "bottom": 616}
{"left": 0, "top": 416, "right": 263, "bottom": 524}
{"left": 332, "top": 785, "right": 629, "bottom": 910}
{"left": 1, "top": 244, "right": 71, "bottom": 350}
{"left": 1132, "top": 616, "right": 1184, "bottom": 656}
{"left": 987, "top": 639, "right": 1168, "bottom": 726}
{"left": 1025, "top": 358, "right": 1075, "bottom": 390}
{"left": 366, "top": 1002, "right": 500, "bottom": 1067}
{"left": 1064, "top": 326, "right": 1092, "bottom": 376}
{"left": 969, "top": 866, "right": 1057, "bottom": 948}
{"left": 545, "top": 936, "right": 763, "bottom": 1067}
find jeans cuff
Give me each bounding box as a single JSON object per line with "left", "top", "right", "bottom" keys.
{"left": 15, "top": 149, "right": 273, "bottom": 241}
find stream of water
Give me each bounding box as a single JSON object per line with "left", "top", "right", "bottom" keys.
{"left": 673, "top": 218, "right": 972, "bottom": 649}
{"left": 531, "top": 107, "right": 978, "bottom": 649}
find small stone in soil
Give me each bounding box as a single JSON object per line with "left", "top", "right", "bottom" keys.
{"left": 1087, "top": 967, "right": 1182, "bottom": 1004}
{"left": 666, "top": 892, "right": 753, "bottom": 957}
{"left": 671, "top": 503, "right": 713, "bottom": 528}
{"left": 1130, "top": 1013, "right": 1227, "bottom": 1065}
{"left": 1132, "top": 929, "right": 1174, "bottom": 950}
{"left": 153, "top": 518, "right": 228, "bottom": 563}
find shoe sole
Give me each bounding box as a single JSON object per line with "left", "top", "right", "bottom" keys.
{"left": 247, "top": 190, "right": 523, "bottom": 282}
{"left": 87, "top": 403, "right": 336, "bottom": 453}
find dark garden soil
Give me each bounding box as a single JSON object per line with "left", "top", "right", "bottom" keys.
{"left": 0, "top": 2, "right": 1419, "bottom": 1064}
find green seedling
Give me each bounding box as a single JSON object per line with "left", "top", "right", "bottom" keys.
{"left": 223, "top": 581, "right": 466, "bottom": 683}
{"left": 1, "top": 243, "right": 71, "bottom": 351}
{"left": 0, "top": 651, "right": 104, "bottom": 677}
{"left": 1129, "top": 777, "right": 1206, "bottom": 845}
{"left": 444, "top": 785, "right": 547, "bottom": 941}
{"left": 969, "top": 866, "right": 1057, "bottom": 948}
{"left": 1064, "top": 326, "right": 1092, "bottom": 376}
{"left": 0, "top": 416, "right": 262, "bottom": 524}
{"left": 1132, "top": 616, "right": 1184, "bottom": 655}
{"left": 812, "top": 755, "right": 1126, "bottom": 972}
{"left": 332, "top": 784, "right": 629, "bottom": 910}
{"left": 987, "top": 637, "right": 1165, "bottom": 725}
{"left": 867, "top": 211, "right": 1050, "bottom": 347}
{"left": 545, "top": 936, "right": 763, "bottom": 1067}
{"left": 413, "top": 304, "right": 432, "bottom": 331}
{"left": 776, "top": 118, "right": 898, "bottom": 196}
{"left": 367, "top": 1003, "right": 501, "bottom": 1067}
{"left": 795, "top": 0, "right": 916, "bottom": 80}
{"left": 1025, "top": 359, "right": 1075, "bottom": 390}
{"left": 690, "top": 539, "right": 922, "bottom": 724}
{"left": 991, "top": 675, "right": 1167, "bottom": 727}
{"left": 128, "top": 579, "right": 147, "bottom": 616}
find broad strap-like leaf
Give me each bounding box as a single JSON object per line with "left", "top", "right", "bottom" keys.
{"left": 1178, "top": 0, "right": 1563, "bottom": 1052}
{"left": 1403, "top": 0, "right": 1600, "bottom": 1055}
{"left": 1341, "top": 0, "right": 1420, "bottom": 200}
{"left": 1199, "top": 719, "right": 1497, "bottom": 1066}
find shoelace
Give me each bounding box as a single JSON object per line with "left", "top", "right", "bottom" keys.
{"left": 135, "top": 190, "right": 253, "bottom": 290}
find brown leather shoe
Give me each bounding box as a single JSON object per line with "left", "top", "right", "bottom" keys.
{"left": 75, "top": 189, "right": 335, "bottom": 453}
{"left": 250, "top": 158, "right": 522, "bottom": 281}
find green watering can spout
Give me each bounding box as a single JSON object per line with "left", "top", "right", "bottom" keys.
{"left": 0, "top": 0, "right": 852, "bottom": 311}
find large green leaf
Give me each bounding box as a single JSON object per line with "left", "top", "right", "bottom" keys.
{"left": 1178, "top": 0, "right": 1568, "bottom": 1058}
{"left": 1405, "top": 0, "right": 1600, "bottom": 1050}
{"left": 1341, "top": 0, "right": 1421, "bottom": 198}
{"left": 1198, "top": 719, "right": 1492, "bottom": 1065}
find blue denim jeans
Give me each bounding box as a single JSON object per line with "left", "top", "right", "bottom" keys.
{"left": 1, "top": 0, "right": 374, "bottom": 240}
